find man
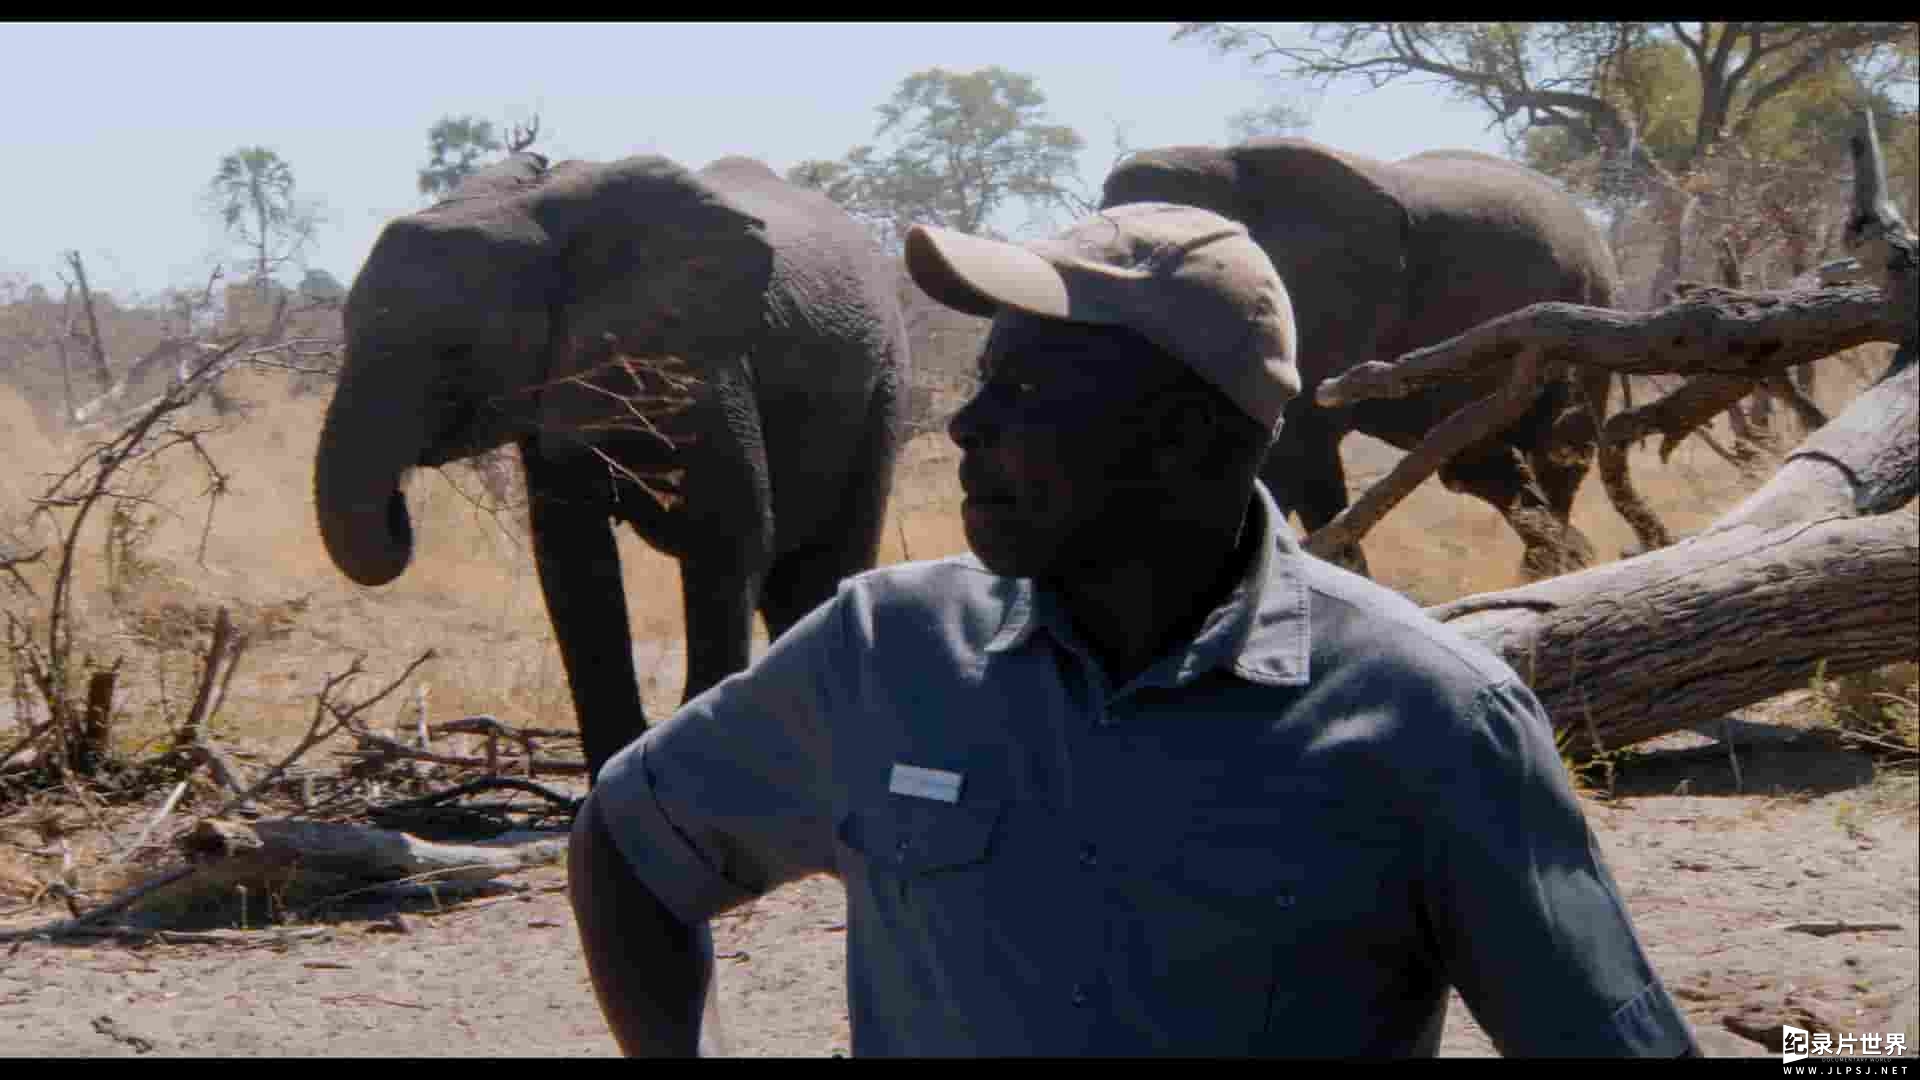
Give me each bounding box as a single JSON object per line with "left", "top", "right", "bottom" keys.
{"left": 568, "top": 203, "right": 1700, "bottom": 1057}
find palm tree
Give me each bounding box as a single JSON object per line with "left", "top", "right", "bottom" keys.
{"left": 208, "top": 147, "right": 312, "bottom": 284}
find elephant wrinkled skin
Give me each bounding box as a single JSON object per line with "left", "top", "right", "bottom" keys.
{"left": 314, "top": 152, "right": 909, "bottom": 779}
{"left": 1103, "top": 138, "right": 1619, "bottom": 580}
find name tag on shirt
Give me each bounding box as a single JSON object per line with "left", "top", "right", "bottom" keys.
{"left": 889, "top": 763, "right": 963, "bottom": 804}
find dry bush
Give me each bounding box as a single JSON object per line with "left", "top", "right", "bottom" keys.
{"left": 1811, "top": 660, "right": 1920, "bottom": 755}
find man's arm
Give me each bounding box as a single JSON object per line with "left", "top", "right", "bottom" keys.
{"left": 570, "top": 793, "right": 712, "bottom": 1057}
{"left": 567, "top": 589, "right": 850, "bottom": 1056}
{"left": 1419, "top": 680, "right": 1700, "bottom": 1058}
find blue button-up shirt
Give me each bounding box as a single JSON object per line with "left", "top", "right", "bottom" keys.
{"left": 593, "top": 481, "right": 1697, "bottom": 1057}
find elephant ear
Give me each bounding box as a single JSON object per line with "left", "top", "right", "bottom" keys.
{"left": 527, "top": 155, "right": 775, "bottom": 456}
{"left": 1225, "top": 137, "right": 1413, "bottom": 383}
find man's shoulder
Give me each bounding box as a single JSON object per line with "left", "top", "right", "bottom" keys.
{"left": 831, "top": 555, "right": 1023, "bottom": 650}
{"left": 1290, "top": 555, "right": 1557, "bottom": 777}
{"left": 1295, "top": 552, "right": 1523, "bottom": 695}
{"left": 840, "top": 554, "right": 1002, "bottom": 604}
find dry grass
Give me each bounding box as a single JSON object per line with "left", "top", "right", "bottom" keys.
{"left": 0, "top": 846, "right": 41, "bottom": 902}
{"left": 0, "top": 352, "right": 1901, "bottom": 756}
{"left": 1807, "top": 658, "right": 1920, "bottom": 821}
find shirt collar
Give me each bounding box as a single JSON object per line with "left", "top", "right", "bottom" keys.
{"left": 982, "top": 480, "right": 1311, "bottom": 688}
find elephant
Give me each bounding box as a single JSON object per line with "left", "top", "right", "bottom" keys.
{"left": 314, "top": 152, "right": 910, "bottom": 780}
{"left": 1101, "top": 137, "right": 1619, "bottom": 581}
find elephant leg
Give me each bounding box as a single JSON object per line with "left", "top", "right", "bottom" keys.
{"left": 671, "top": 359, "right": 777, "bottom": 705}
{"left": 1264, "top": 412, "right": 1370, "bottom": 577}
{"left": 1440, "top": 443, "right": 1591, "bottom": 583}
{"left": 1524, "top": 368, "right": 1608, "bottom": 571}
{"left": 759, "top": 382, "right": 902, "bottom": 642}
{"left": 521, "top": 442, "right": 646, "bottom": 783}
{"left": 679, "top": 556, "right": 763, "bottom": 704}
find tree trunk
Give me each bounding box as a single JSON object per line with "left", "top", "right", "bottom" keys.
{"left": 74, "top": 668, "right": 116, "bottom": 777}
{"left": 63, "top": 251, "right": 114, "bottom": 392}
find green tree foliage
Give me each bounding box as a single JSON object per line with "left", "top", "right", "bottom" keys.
{"left": 788, "top": 67, "right": 1086, "bottom": 248}
{"left": 416, "top": 113, "right": 543, "bottom": 202}
{"left": 1226, "top": 101, "right": 1313, "bottom": 144}
{"left": 1178, "top": 23, "right": 1912, "bottom": 164}
{"left": 1177, "top": 23, "right": 1917, "bottom": 299}
{"left": 297, "top": 267, "right": 347, "bottom": 304}
{"left": 418, "top": 114, "right": 504, "bottom": 201}
{"left": 206, "top": 147, "right": 321, "bottom": 286}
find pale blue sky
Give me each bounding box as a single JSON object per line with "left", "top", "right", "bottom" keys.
{"left": 3, "top": 22, "right": 1510, "bottom": 301}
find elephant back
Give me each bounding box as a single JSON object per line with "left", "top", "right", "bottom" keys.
{"left": 527, "top": 155, "right": 773, "bottom": 350}
{"left": 1389, "top": 150, "right": 1619, "bottom": 333}
{"left": 1102, "top": 145, "right": 1242, "bottom": 217}
{"left": 696, "top": 156, "right": 908, "bottom": 400}
{"left": 431, "top": 152, "right": 550, "bottom": 208}
{"left": 1100, "top": 139, "right": 1414, "bottom": 390}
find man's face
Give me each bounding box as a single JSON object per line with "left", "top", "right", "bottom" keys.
{"left": 947, "top": 313, "right": 1182, "bottom": 582}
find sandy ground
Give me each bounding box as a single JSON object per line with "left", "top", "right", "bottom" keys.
{"left": 4, "top": 715, "right": 1913, "bottom": 1059}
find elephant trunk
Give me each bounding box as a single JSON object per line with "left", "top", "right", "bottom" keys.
{"left": 313, "top": 353, "right": 433, "bottom": 587}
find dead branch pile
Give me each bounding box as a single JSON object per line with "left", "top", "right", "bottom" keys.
{"left": 1, "top": 297, "right": 581, "bottom": 944}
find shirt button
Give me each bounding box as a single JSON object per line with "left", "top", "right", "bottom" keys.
{"left": 1070, "top": 985, "right": 1089, "bottom": 1007}
{"left": 1079, "top": 844, "right": 1098, "bottom": 868}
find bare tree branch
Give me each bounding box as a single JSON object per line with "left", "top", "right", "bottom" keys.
{"left": 209, "top": 650, "right": 436, "bottom": 820}
{"left": 1316, "top": 285, "right": 1900, "bottom": 404}
{"left": 505, "top": 115, "right": 541, "bottom": 154}
{"left": 1305, "top": 350, "right": 1553, "bottom": 562}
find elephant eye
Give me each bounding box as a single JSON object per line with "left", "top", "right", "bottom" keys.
{"left": 993, "top": 379, "right": 1042, "bottom": 403}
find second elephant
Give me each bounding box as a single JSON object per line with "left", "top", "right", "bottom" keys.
{"left": 1103, "top": 137, "right": 1619, "bottom": 581}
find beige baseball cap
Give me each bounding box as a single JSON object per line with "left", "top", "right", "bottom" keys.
{"left": 904, "top": 202, "right": 1300, "bottom": 431}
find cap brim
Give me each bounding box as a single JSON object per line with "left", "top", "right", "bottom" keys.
{"left": 905, "top": 225, "right": 1079, "bottom": 322}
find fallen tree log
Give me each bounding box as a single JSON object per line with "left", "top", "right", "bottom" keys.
{"left": 180, "top": 818, "right": 568, "bottom": 884}
{"left": 63, "top": 818, "right": 573, "bottom": 929}
{"left": 1430, "top": 509, "right": 1916, "bottom": 755}
{"left": 1422, "top": 337, "right": 1917, "bottom": 755}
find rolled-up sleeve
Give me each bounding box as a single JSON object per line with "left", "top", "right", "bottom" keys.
{"left": 590, "top": 589, "right": 846, "bottom": 926}
{"left": 1420, "top": 680, "right": 1698, "bottom": 1057}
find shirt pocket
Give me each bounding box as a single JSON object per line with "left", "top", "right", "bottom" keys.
{"left": 837, "top": 797, "right": 1005, "bottom": 878}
